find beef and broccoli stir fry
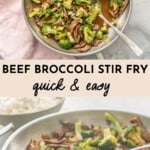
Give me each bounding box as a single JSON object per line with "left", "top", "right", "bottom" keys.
{"left": 26, "top": 112, "right": 150, "bottom": 150}
{"left": 29, "top": 0, "right": 129, "bottom": 52}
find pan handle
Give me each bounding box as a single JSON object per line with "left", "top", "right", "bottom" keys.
{"left": 0, "top": 123, "right": 14, "bottom": 136}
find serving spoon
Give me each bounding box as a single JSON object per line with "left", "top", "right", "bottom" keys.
{"left": 99, "top": 14, "right": 144, "bottom": 56}
{"left": 130, "top": 144, "right": 150, "bottom": 150}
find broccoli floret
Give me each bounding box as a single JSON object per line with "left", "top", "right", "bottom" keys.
{"left": 75, "top": 121, "right": 94, "bottom": 139}
{"left": 109, "top": 0, "right": 124, "bottom": 10}
{"left": 86, "top": 5, "right": 101, "bottom": 24}
{"left": 29, "top": 8, "right": 43, "bottom": 18}
{"left": 32, "top": 0, "right": 41, "bottom": 4}
{"left": 59, "top": 39, "right": 73, "bottom": 49}
{"left": 117, "top": 0, "right": 124, "bottom": 6}
{"left": 96, "top": 30, "right": 103, "bottom": 40}
{"left": 83, "top": 26, "right": 96, "bottom": 44}
{"left": 119, "top": 125, "right": 144, "bottom": 148}
{"left": 54, "top": 26, "right": 65, "bottom": 32}
{"left": 75, "top": 0, "right": 91, "bottom": 5}
{"left": 76, "top": 7, "right": 88, "bottom": 18}
{"left": 43, "top": 26, "right": 66, "bottom": 40}
{"left": 87, "top": 137, "right": 102, "bottom": 147}
{"left": 119, "top": 138, "right": 136, "bottom": 148}
{"left": 78, "top": 141, "right": 96, "bottom": 150}
{"left": 104, "top": 112, "right": 122, "bottom": 134}
{"left": 41, "top": 25, "right": 57, "bottom": 35}
{"left": 98, "top": 128, "right": 117, "bottom": 150}
{"left": 81, "top": 24, "right": 92, "bottom": 31}
{"left": 55, "top": 31, "right": 67, "bottom": 40}
{"left": 63, "top": 0, "right": 73, "bottom": 9}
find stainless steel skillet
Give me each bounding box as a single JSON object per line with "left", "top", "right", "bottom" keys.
{"left": 22, "top": 0, "right": 132, "bottom": 57}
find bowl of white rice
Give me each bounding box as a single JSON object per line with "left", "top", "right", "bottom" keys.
{"left": 0, "top": 97, "right": 64, "bottom": 129}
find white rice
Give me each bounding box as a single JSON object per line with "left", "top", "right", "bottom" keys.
{"left": 0, "top": 97, "right": 60, "bottom": 114}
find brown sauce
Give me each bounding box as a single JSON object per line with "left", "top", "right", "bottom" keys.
{"left": 96, "top": 0, "right": 113, "bottom": 27}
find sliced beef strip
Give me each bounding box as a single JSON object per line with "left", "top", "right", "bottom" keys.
{"left": 130, "top": 116, "right": 150, "bottom": 142}
{"left": 68, "top": 19, "right": 81, "bottom": 34}
{"left": 63, "top": 8, "right": 68, "bottom": 19}
{"left": 73, "top": 24, "right": 81, "bottom": 43}
{"left": 74, "top": 42, "right": 86, "bottom": 49}
{"left": 44, "top": 138, "right": 67, "bottom": 145}
{"left": 35, "top": 17, "right": 43, "bottom": 28}
{"left": 26, "top": 140, "right": 40, "bottom": 150}
{"left": 60, "top": 121, "right": 75, "bottom": 131}
{"left": 109, "top": 8, "right": 119, "bottom": 18}
{"left": 53, "top": 128, "right": 65, "bottom": 139}
{"left": 76, "top": 44, "right": 92, "bottom": 52}
{"left": 92, "top": 39, "right": 101, "bottom": 46}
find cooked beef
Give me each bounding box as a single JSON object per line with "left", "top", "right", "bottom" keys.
{"left": 130, "top": 116, "right": 150, "bottom": 142}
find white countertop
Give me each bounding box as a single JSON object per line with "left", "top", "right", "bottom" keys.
{"left": 0, "top": 97, "right": 150, "bottom": 149}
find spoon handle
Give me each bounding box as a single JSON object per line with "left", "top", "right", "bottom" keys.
{"left": 130, "top": 144, "right": 150, "bottom": 150}
{"left": 0, "top": 123, "right": 14, "bottom": 136}
{"left": 99, "top": 14, "right": 143, "bottom": 56}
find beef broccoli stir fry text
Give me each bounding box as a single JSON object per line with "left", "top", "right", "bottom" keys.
{"left": 29, "top": 0, "right": 129, "bottom": 51}
{"left": 26, "top": 113, "right": 150, "bottom": 150}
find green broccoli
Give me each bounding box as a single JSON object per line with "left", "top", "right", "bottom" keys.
{"left": 63, "top": 0, "right": 73, "bottom": 9}
{"left": 86, "top": 136, "right": 102, "bottom": 147}
{"left": 55, "top": 31, "right": 67, "bottom": 40}
{"left": 42, "top": 25, "right": 66, "bottom": 39}
{"left": 78, "top": 141, "right": 96, "bottom": 150}
{"left": 59, "top": 39, "right": 73, "bottom": 49}
{"left": 81, "top": 24, "right": 92, "bottom": 31}
{"left": 104, "top": 112, "right": 122, "bottom": 134}
{"left": 76, "top": 7, "right": 88, "bottom": 18}
{"left": 117, "top": 0, "right": 124, "bottom": 6}
{"left": 96, "top": 30, "right": 103, "bottom": 40}
{"left": 83, "top": 26, "right": 96, "bottom": 44}
{"left": 86, "top": 5, "right": 101, "bottom": 24}
{"left": 41, "top": 25, "right": 57, "bottom": 35}
{"left": 119, "top": 125, "right": 144, "bottom": 148}
{"left": 75, "top": 0, "right": 91, "bottom": 5}
{"left": 109, "top": 0, "right": 124, "bottom": 10}
{"left": 98, "top": 128, "right": 117, "bottom": 150}
{"left": 32, "top": 0, "right": 41, "bottom": 4}
{"left": 119, "top": 138, "right": 136, "bottom": 148}
{"left": 29, "top": 8, "right": 43, "bottom": 18}
{"left": 75, "top": 121, "right": 94, "bottom": 139}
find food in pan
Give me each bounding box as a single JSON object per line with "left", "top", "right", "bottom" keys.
{"left": 0, "top": 97, "right": 60, "bottom": 114}
{"left": 26, "top": 112, "right": 150, "bottom": 150}
{"left": 29, "top": 0, "right": 129, "bottom": 52}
